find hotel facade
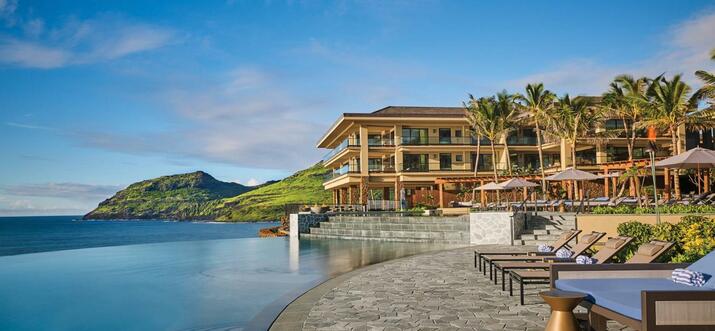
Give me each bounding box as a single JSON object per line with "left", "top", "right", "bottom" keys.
{"left": 317, "top": 106, "right": 711, "bottom": 209}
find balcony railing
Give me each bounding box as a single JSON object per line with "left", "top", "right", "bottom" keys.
{"left": 507, "top": 136, "right": 538, "bottom": 145}
{"left": 324, "top": 164, "right": 360, "bottom": 181}
{"left": 401, "top": 137, "right": 489, "bottom": 145}
{"left": 322, "top": 138, "right": 359, "bottom": 161}
{"left": 368, "top": 138, "right": 395, "bottom": 147}
{"left": 368, "top": 164, "right": 396, "bottom": 173}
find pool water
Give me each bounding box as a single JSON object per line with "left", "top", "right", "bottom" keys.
{"left": 0, "top": 217, "right": 454, "bottom": 330}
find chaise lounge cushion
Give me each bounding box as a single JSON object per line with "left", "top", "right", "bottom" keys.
{"left": 686, "top": 250, "right": 715, "bottom": 289}
{"left": 555, "top": 278, "right": 709, "bottom": 320}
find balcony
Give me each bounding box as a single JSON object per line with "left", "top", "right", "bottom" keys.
{"left": 401, "top": 137, "right": 488, "bottom": 145}
{"left": 322, "top": 138, "right": 359, "bottom": 162}
{"left": 507, "top": 136, "right": 538, "bottom": 146}
{"left": 368, "top": 138, "right": 395, "bottom": 147}
{"left": 324, "top": 164, "right": 360, "bottom": 181}
{"left": 368, "top": 163, "right": 396, "bottom": 173}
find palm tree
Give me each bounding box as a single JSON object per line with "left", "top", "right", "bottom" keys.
{"left": 465, "top": 96, "right": 501, "bottom": 183}
{"left": 517, "top": 83, "right": 555, "bottom": 194}
{"left": 544, "top": 95, "right": 603, "bottom": 200}
{"left": 645, "top": 74, "right": 715, "bottom": 198}
{"left": 602, "top": 75, "right": 651, "bottom": 203}
{"left": 465, "top": 100, "right": 483, "bottom": 177}
{"left": 494, "top": 90, "right": 519, "bottom": 176}
{"left": 693, "top": 48, "right": 715, "bottom": 106}
{"left": 645, "top": 75, "right": 692, "bottom": 199}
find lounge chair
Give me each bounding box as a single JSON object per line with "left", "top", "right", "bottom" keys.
{"left": 508, "top": 240, "right": 673, "bottom": 305}
{"left": 475, "top": 229, "right": 581, "bottom": 274}
{"left": 489, "top": 231, "right": 606, "bottom": 285}
{"left": 493, "top": 235, "right": 631, "bottom": 293}
{"left": 550, "top": 248, "right": 715, "bottom": 331}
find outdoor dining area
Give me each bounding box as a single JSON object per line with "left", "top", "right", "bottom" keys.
{"left": 439, "top": 146, "right": 715, "bottom": 213}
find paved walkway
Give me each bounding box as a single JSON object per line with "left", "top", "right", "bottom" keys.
{"left": 290, "top": 246, "right": 632, "bottom": 331}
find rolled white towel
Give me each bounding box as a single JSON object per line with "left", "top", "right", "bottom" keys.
{"left": 672, "top": 268, "right": 706, "bottom": 287}
{"left": 575, "top": 255, "right": 596, "bottom": 264}
{"left": 537, "top": 244, "right": 553, "bottom": 253}
{"left": 555, "top": 248, "right": 572, "bottom": 258}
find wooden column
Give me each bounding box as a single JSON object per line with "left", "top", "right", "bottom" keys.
{"left": 438, "top": 183, "right": 444, "bottom": 208}
{"left": 603, "top": 167, "right": 610, "bottom": 198}
{"left": 664, "top": 168, "right": 671, "bottom": 200}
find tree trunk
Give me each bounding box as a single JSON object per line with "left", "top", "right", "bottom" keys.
{"left": 671, "top": 126, "right": 681, "bottom": 199}
{"left": 572, "top": 141, "right": 578, "bottom": 200}
{"left": 503, "top": 134, "right": 513, "bottom": 176}
{"left": 535, "top": 120, "right": 547, "bottom": 198}
{"left": 490, "top": 141, "right": 500, "bottom": 202}
{"left": 474, "top": 135, "right": 481, "bottom": 176}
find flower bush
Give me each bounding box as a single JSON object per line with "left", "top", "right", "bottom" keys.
{"left": 592, "top": 204, "right": 715, "bottom": 215}
{"left": 616, "top": 215, "right": 715, "bottom": 263}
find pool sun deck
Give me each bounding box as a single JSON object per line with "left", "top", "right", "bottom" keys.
{"left": 271, "top": 245, "right": 634, "bottom": 331}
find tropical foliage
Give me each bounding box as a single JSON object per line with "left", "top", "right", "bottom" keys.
{"left": 616, "top": 216, "right": 715, "bottom": 263}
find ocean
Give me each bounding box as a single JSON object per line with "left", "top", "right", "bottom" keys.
{"left": 0, "top": 216, "right": 450, "bottom": 330}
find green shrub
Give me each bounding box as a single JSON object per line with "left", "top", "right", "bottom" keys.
{"left": 616, "top": 216, "right": 715, "bottom": 263}
{"left": 592, "top": 204, "right": 715, "bottom": 215}
{"left": 615, "top": 221, "right": 654, "bottom": 262}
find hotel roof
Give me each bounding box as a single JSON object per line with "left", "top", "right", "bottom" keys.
{"left": 343, "top": 106, "right": 466, "bottom": 118}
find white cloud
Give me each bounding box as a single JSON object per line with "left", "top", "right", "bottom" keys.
{"left": 0, "top": 12, "right": 175, "bottom": 68}
{"left": 0, "top": 0, "right": 17, "bottom": 26}
{"left": 71, "top": 66, "right": 327, "bottom": 170}
{"left": 1, "top": 182, "right": 122, "bottom": 200}
{"left": 507, "top": 10, "right": 715, "bottom": 95}
{"left": 246, "top": 178, "right": 259, "bottom": 186}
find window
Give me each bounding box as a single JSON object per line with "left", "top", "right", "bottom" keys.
{"left": 402, "top": 128, "right": 428, "bottom": 145}
{"left": 470, "top": 153, "right": 493, "bottom": 171}
{"left": 368, "top": 134, "right": 382, "bottom": 146}
{"left": 440, "top": 153, "right": 452, "bottom": 170}
{"left": 403, "top": 154, "right": 428, "bottom": 172}
{"left": 439, "top": 128, "right": 451, "bottom": 144}
{"left": 455, "top": 154, "right": 463, "bottom": 162}
{"left": 368, "top": 158, "right": 383, "bottom": 171}
{"left": 455, "top": 129, "right": 462, "bottom": 138}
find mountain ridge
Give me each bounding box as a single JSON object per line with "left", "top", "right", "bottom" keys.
{"left": 83, "top": 163, "right": 331, "bottom": 221}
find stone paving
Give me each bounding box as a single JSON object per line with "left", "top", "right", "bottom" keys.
{"left": 301, "top": 246, "right": 633, "bottom": 331}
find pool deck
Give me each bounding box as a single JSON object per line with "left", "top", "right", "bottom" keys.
{"left": 271, "top": 245, "right": 633, "bottom": 331}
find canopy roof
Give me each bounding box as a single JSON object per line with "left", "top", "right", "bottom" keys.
{"left": 545, "top": 168, "right": 601, "bottom": 181}
{"left": 475, "top": 182, "right": 503, "bottom": 191}
{"left": 499, "top": 178, "right": 539, "bottom": 189}
{"left": 655, "top": 147, "right": 715, "bottom": 169}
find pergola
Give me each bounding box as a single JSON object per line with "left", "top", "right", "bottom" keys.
{"left": 434, "top": 157, "right": 671, "bottom": 208}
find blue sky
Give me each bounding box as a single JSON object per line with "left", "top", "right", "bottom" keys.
{"left": 1, "top": 0, "right": 714, "bottom": 215}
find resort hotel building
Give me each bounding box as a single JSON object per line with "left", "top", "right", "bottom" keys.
{"left": 317, "top": 106, "right": 714, "bottom": 209}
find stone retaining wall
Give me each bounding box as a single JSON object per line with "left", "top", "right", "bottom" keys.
{"left": 469, "top": 212, "right": 525, "bottom": 245}
{"left": 289, "top": 213, "right": 329, "bottom": 237}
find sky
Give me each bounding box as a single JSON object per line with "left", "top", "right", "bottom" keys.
{"left": 1, "top": 0, "right": 715, "bottom": 216}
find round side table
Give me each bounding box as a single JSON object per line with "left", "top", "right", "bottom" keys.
{"left": 540, "top": 290, "right": 586, "bottom": 331}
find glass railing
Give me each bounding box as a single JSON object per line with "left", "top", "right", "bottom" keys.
{"left": 507, "top": 136, "right": 538, "bottom": 145}
{"left": 322, "top": 138, "right": 360, "bottom": 161}
{"left": 368, "top": 164, "right": 396, "bottom": 172}
{"left": 402, "top": 137, "right": 477, "bottom": 145}
{"left": 368, "top": 138, "right": 395, "bottom": 147}
{"left": 324, "top": 164, "right": 360, "bottom": 181}
{"left": 400, "top": 163, "right": 430, "bottom": 172}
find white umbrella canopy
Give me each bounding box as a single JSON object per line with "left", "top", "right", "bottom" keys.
{"left": 545, "top": 168, "right": 601, "bottom": 181}
{"left": 599, "top": 172, "right": 622, "bottom": 178}
{"left": 475, "top": 182, "right": 503, "bottom": 191}
{"left": 655, "top": 147, "right": 715, "bottom": 169}
{"left": 499, "top": 178, "right": 539, "bottom": 189}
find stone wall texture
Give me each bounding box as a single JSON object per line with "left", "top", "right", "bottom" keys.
{"left": 290, "top": 213, "right": 329, "bottom": 237}
{"left": 469, "top": 212, "right": 522, "bottom": 245}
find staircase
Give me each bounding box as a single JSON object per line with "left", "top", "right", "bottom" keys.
{"left": 300, "top": 215, "right": 470, "bottom": 244}
{"left": 513, "top": 212, "right": 578, "bottom": 246}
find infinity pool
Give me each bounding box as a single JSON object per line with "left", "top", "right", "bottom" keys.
{"left": 0, "top": 237, "right": 454, "bottom": 330}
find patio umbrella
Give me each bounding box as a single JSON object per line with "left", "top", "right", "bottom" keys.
{"left": 474, "top": 181, "right": 503, "bottom": 210}
{"left": 545, "top": 168, "right": 600, "bottom": 211}
{"left": 499, "top": 178, "right": 539, "bottom": 211}
{"left": 655, "top": 147, "right": 715, "bottom": 194}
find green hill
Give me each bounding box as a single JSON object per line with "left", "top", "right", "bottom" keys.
{"left": 207, "top": 163, "right": 332, "bottom": 221}
{"left": 83, "top": 163, "right": 332, "bottom": 221}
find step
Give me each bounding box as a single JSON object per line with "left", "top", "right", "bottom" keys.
{"left": 518, "top": 234, "right": 562, "bottom": 241}
{"left": 318, "top": 222, "right": 469, "bottom": 231}
{"left": 300, "top": 233, "right": 469, "bottom": 244}
{"left": 521, "top": 229, "right": 559, "bottom": 235}
{"left": 516, "top": 239, "right": 551, "bottom": 246}
{"left": 328, "top": 216, "right": 468, "bottom": 224}
{"left": 308, "top": 228, "right": 469, "bottom": 241}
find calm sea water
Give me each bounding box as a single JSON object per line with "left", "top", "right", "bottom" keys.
{"left": 0, "top": 216, "right": 454, "bottom": 330}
